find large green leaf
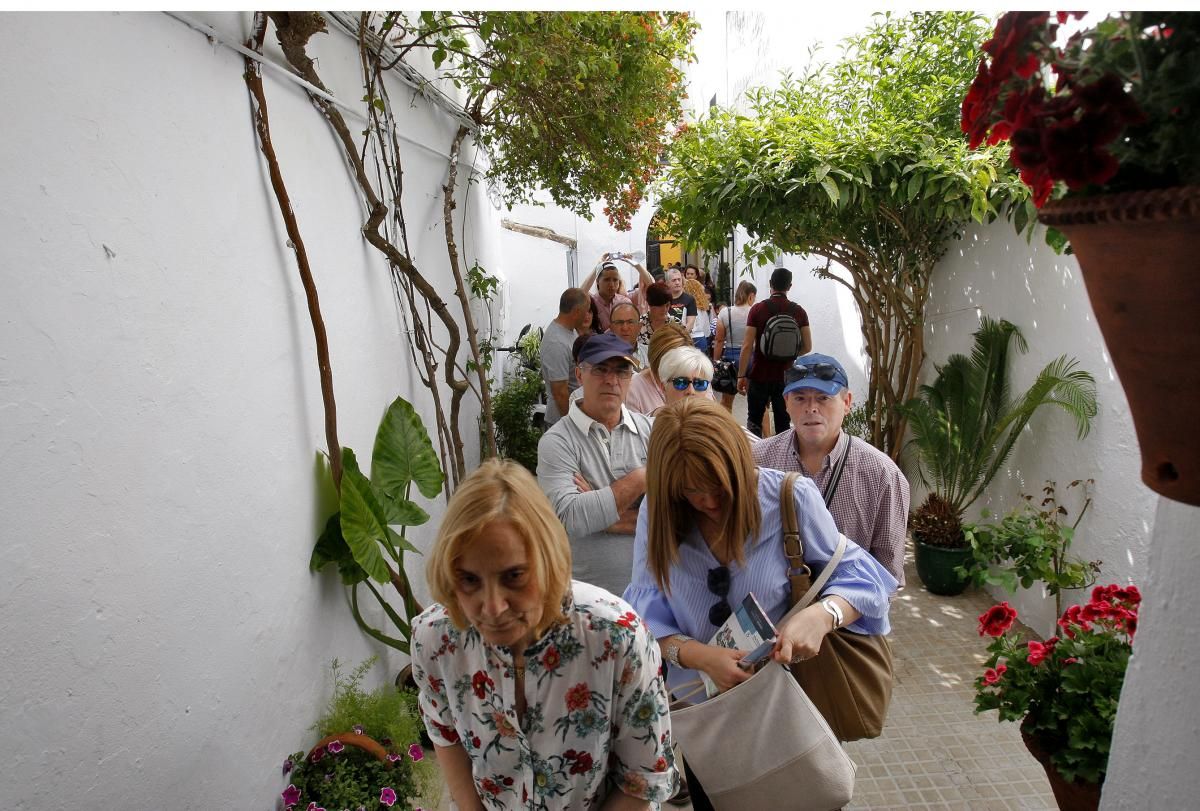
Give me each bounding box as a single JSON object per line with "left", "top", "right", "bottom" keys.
{"left": 372, "top": 396, "right": 444, "bottom": 500}
{"left": 339, "top": 448, "right": 394, "bottom": 584}
{"left": 383, "top": 495, "right": 430, "bottom": 528}
{"left": 310, "top": 512, "right": 369, "bottom": 585}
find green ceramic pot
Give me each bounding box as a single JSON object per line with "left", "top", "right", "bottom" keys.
{"left": 913, "top": 539, "right": 971, "bottom": 596}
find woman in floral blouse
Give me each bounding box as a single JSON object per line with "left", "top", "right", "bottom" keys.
{"left": 412, "top": 459, "right": 678, "bottom": 810}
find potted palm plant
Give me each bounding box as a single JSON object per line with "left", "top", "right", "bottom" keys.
{"left": 897, "top": 317, "right": 1098, "bottom": 595}
{"left": 962, "top": 12, "right": 1200, "bottom": 506}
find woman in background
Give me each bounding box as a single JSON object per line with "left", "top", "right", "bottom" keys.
{"left": 711, "top": 280, "right": 757, "bottom": 411}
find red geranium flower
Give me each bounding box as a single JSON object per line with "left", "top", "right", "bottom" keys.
{"left": 983, "top": 664, "right": 1008, "bottom": 685}
{"left": 978, "top": 602, "right": 1019, "bottom": 637}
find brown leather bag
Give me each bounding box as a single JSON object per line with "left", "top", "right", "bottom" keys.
{"left": 779, "top": 471, "right": 894, "bottom": 742}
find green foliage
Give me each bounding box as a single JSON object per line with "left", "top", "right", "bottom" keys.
{"left": 310, "top": 397, "right": 443, "bottom": 653}
{"left": 283, "top": 657, "right": 436, "bottom": 810}
{"left": 896, "top": 317, "right": 1098, "bottom": 519}
{"left": 388, "top": 11, "right": 697, "bottom": 229}
{"left": 492, "top": 368, "right": 546, "bottom": 473}
{"left": 656, "top": 12, "right": 1029, "bottom": 456}
{"left": 960, "top": 479, "right": 1101, "bottom": 616}
{"left": 841, "top": 402, "right": 872, "bottom": 442}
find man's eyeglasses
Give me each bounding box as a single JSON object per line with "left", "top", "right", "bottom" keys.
{"left": 583, "top": 363, "right": 634, "bottom": 380}
{"left": 707, "top": 566, "right": 733, "bottom": 626}
{"left": 786, "top": 362, "right": 840, "bottom": 384}
{"left": 669, "top": 377, "right": 711, "bottom": 392}
{"left": 610, "top": 318, "right": 638, "bottom": 327}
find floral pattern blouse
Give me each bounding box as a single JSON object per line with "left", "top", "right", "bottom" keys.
{"left": 411, "top": 581, "right": 678, "bottom": 810}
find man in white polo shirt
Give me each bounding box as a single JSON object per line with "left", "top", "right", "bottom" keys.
{"left": 537, "top": 334, "right": 652, "bottom": 594}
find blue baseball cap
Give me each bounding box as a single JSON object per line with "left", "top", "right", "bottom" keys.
{"left": 783, "top": 354, "right": 849, "bottom": 397}
{"left": 577, "top": 333, "right": 641, "bottom": 369}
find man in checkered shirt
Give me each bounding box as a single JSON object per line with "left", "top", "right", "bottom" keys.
{"left": 752, "top": 353, "right": 909, "bottom": 585}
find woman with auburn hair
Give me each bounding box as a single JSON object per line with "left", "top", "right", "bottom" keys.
{"left": 712, "top": 280, "right": 757, "bottom": 410}
{"left": 625, "top": 322, "right": 714, "bottom": 415}
{"left": 682, "top": 277, "right": 713, "bottom": 355}
{"left": 412, "top": 459, "right": 678, "bottom": 811}
{"left": 623, "top": 399, "right": 897, "bottom": 810}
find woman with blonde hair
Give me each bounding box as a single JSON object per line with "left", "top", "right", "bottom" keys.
{"left": 682, "top": 277, "right": 713, "bottom": 355}
{"left": 412, "top": 459, "right": 678, "bottom": 811}
{"left": 625, "top": 323, "right": 714, "bottom": 415}
{"left": 711, "top": 280, "right": 757, "bottom": 410}
{"left": 623, "top": 399, "right": 896, "bottom": 810}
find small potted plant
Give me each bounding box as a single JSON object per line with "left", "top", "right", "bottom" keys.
{"left": 961, "top": 12, "right": 1200, "bottom": 506}
{"left": 960, "top": 479, "right": 1101, "bottom": 618}
{"left": 280, "top": 657, "right": 438, "bottom": 811}
{"left": 973, "top": 585, "right": 1140, "bottom": 810}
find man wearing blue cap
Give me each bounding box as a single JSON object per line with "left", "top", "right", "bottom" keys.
{"left": 537, "top": 334, "right": 653, "bottom": 594}
{"left": 752, "top": 353, "right": 909, "bottom": 584}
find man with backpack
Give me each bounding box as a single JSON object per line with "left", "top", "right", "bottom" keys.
{"left": 736, "top": 267, "right": 812, "bottom": 437}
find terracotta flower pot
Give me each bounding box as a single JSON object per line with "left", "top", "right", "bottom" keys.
{"left": 307, "top": 731, "right": 390, "bottom": 763}
{"left": 1020, "top": 724, "right": 1102, "bottom": 811}
{"left": 1039, "top": 186, "right": 1200, "bottom": 506}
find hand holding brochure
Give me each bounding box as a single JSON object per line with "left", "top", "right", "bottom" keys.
{"left": 700, "top": 592, "right": 778, "bottom": 697}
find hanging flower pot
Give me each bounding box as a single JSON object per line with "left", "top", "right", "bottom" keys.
{"left": 1038, "top": 186, "right": 1200, "bottom": 506}
{"left": 1020, "top": 721, "right": 1103, "bottom": 811}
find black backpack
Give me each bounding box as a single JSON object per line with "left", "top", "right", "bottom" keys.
{"left": 758, "top": 298, "right": 804, "bottom": 362}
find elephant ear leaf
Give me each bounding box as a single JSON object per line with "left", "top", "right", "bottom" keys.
{"left": 372, "top": 396, "right": 444, "bottom": 500}
{"left": 311, "top": 512, "right": 369, "bottom": 586}
{"left": 339, "top": 448, "right": 394, "bottom": 584}
{"left": 383, "top": 496, "right": 429, "bottom": 528}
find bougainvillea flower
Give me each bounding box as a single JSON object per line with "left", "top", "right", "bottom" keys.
{"left": 978, "top": 602, "right": 1019, "bottom": 637}
{"left": 409, "top": 743, "right": 425, "bottom": 761}
{"left": 380, "top": 786, "right": 398, "bottom": 807}
{"left": 326, "top": 739, "right": 344, "bottom": 754}
{"left": 281, "top": 784, "right": 301, "bottom": 806}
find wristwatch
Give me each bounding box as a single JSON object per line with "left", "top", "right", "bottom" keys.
{"left": 665, "top": 635, "right": 694, "bottom": 668}
{"left": 819, "top": 598, "right": 844, "bottom": 630}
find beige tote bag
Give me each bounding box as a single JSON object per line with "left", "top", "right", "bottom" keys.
{"left": 670, "top": 661, "right": 856, "bottom": 810}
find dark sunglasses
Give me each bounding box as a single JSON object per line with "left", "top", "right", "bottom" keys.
{"left": 707, "top": 566, "right": 733, "bottom": 626}
{"left": 669, "top": 377, "right": 711, "bottom": 392}
{"left": 786, "top": 362, "right": 840, "bottom": 384}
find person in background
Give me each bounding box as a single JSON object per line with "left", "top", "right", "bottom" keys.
{"left": 538, "top": 334, "right": 652, "bottom": 595}
{"left": 683, "top": 277, "right": 713, "bottom": 356}
{"left": 623, "top": 398, "right": 897, "bottom": 810}
{"left": 607, "top": 301, "right": 642, "bottom": 360}
{"left": 652, "top": 346, "right": 714, "bottom": 414}
{"left": 712, "top": 281, "right": 757, "bottom": 411}
{"left": 540, "top": 288, "right": 590, "bottom": 426}
{"left": 412, "top": 458, "right": 678, "bottom": 811}
{"left": 626, "top": 323, "right": 713, "bottom": 416}
{"left": 663, "top": 268, "right": 697, "bottom": 333}
{"left": 737, "top": 267, "right": 812, "bottom": 437}
{"left": 636, "top": 282, "right": 679, "bottom": 357}
{"left": 752, "top": 353, "right": 909, "bottom": 584}
{"left": 580, "top": 254, "right": 653, "bottom": 332}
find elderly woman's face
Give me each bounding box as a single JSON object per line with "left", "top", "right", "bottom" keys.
{"left": 662, "top": 373, "right": 711, "bottom": 406}
{"left": 454, "top": 520, "right": 544, "bottom": 650}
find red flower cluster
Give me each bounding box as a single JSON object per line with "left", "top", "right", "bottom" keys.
{"left": 961, "top": 11, "right": 1146, "bottom": 206}
{"left": 1058, "top": 583, "right": 1140, "bottom": 639}
{"left": 1025, "top": 636, "right": 1058, "bottom": 666}
{"left": 978, "top": 601, "right": 1018, "bottom": 637}
{"left": 471, "top": 669, "right": 494, "bottom": 699}
{"left": 564, "top": 748, "right": 596, "bottom": 775}
{"left": 983, "top": 663, "right": 1008, "bottom": 685}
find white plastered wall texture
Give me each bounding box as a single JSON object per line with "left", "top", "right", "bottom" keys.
{"left": 0, "top": 11, "right": 503, "bottom": 808}
{"left": 922, "top": 221, "right": 1155, "bottom": 635}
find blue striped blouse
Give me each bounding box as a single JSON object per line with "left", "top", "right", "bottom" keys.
{"left": 623, "top": 466, "right": 899, "bottom": 699}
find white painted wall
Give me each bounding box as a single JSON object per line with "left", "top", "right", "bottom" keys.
{"left": 923, "top": 222, "right": 1156, "bottom": 635}
{"left": 0, "top": 11, "right": 499, "bottom": 808}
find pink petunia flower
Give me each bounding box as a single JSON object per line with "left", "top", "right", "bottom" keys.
{"left": 380, "top": 786, "right": 398, "bottom": 807}
{"left": 409, "top": 743, "right": 425, "bottom": 762}
{"left": 326, "top": 739, "right": 344, "bottom": 754}
{"left": 281, "top": 784, "right": 301, "bottom": 806}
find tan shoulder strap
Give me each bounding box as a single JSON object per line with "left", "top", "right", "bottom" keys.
{"left": 780, "top": 472, "right": 809, "bottom": 581}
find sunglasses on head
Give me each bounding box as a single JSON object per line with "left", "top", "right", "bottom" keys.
{"left": 669, "top": 377, "right": 711, "bottom": 392}
{"left": 707, "top": 566, "right": 733, "bottom": 626}
{"left": 786, "top": 362, "right": 840, "bottom": 383}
